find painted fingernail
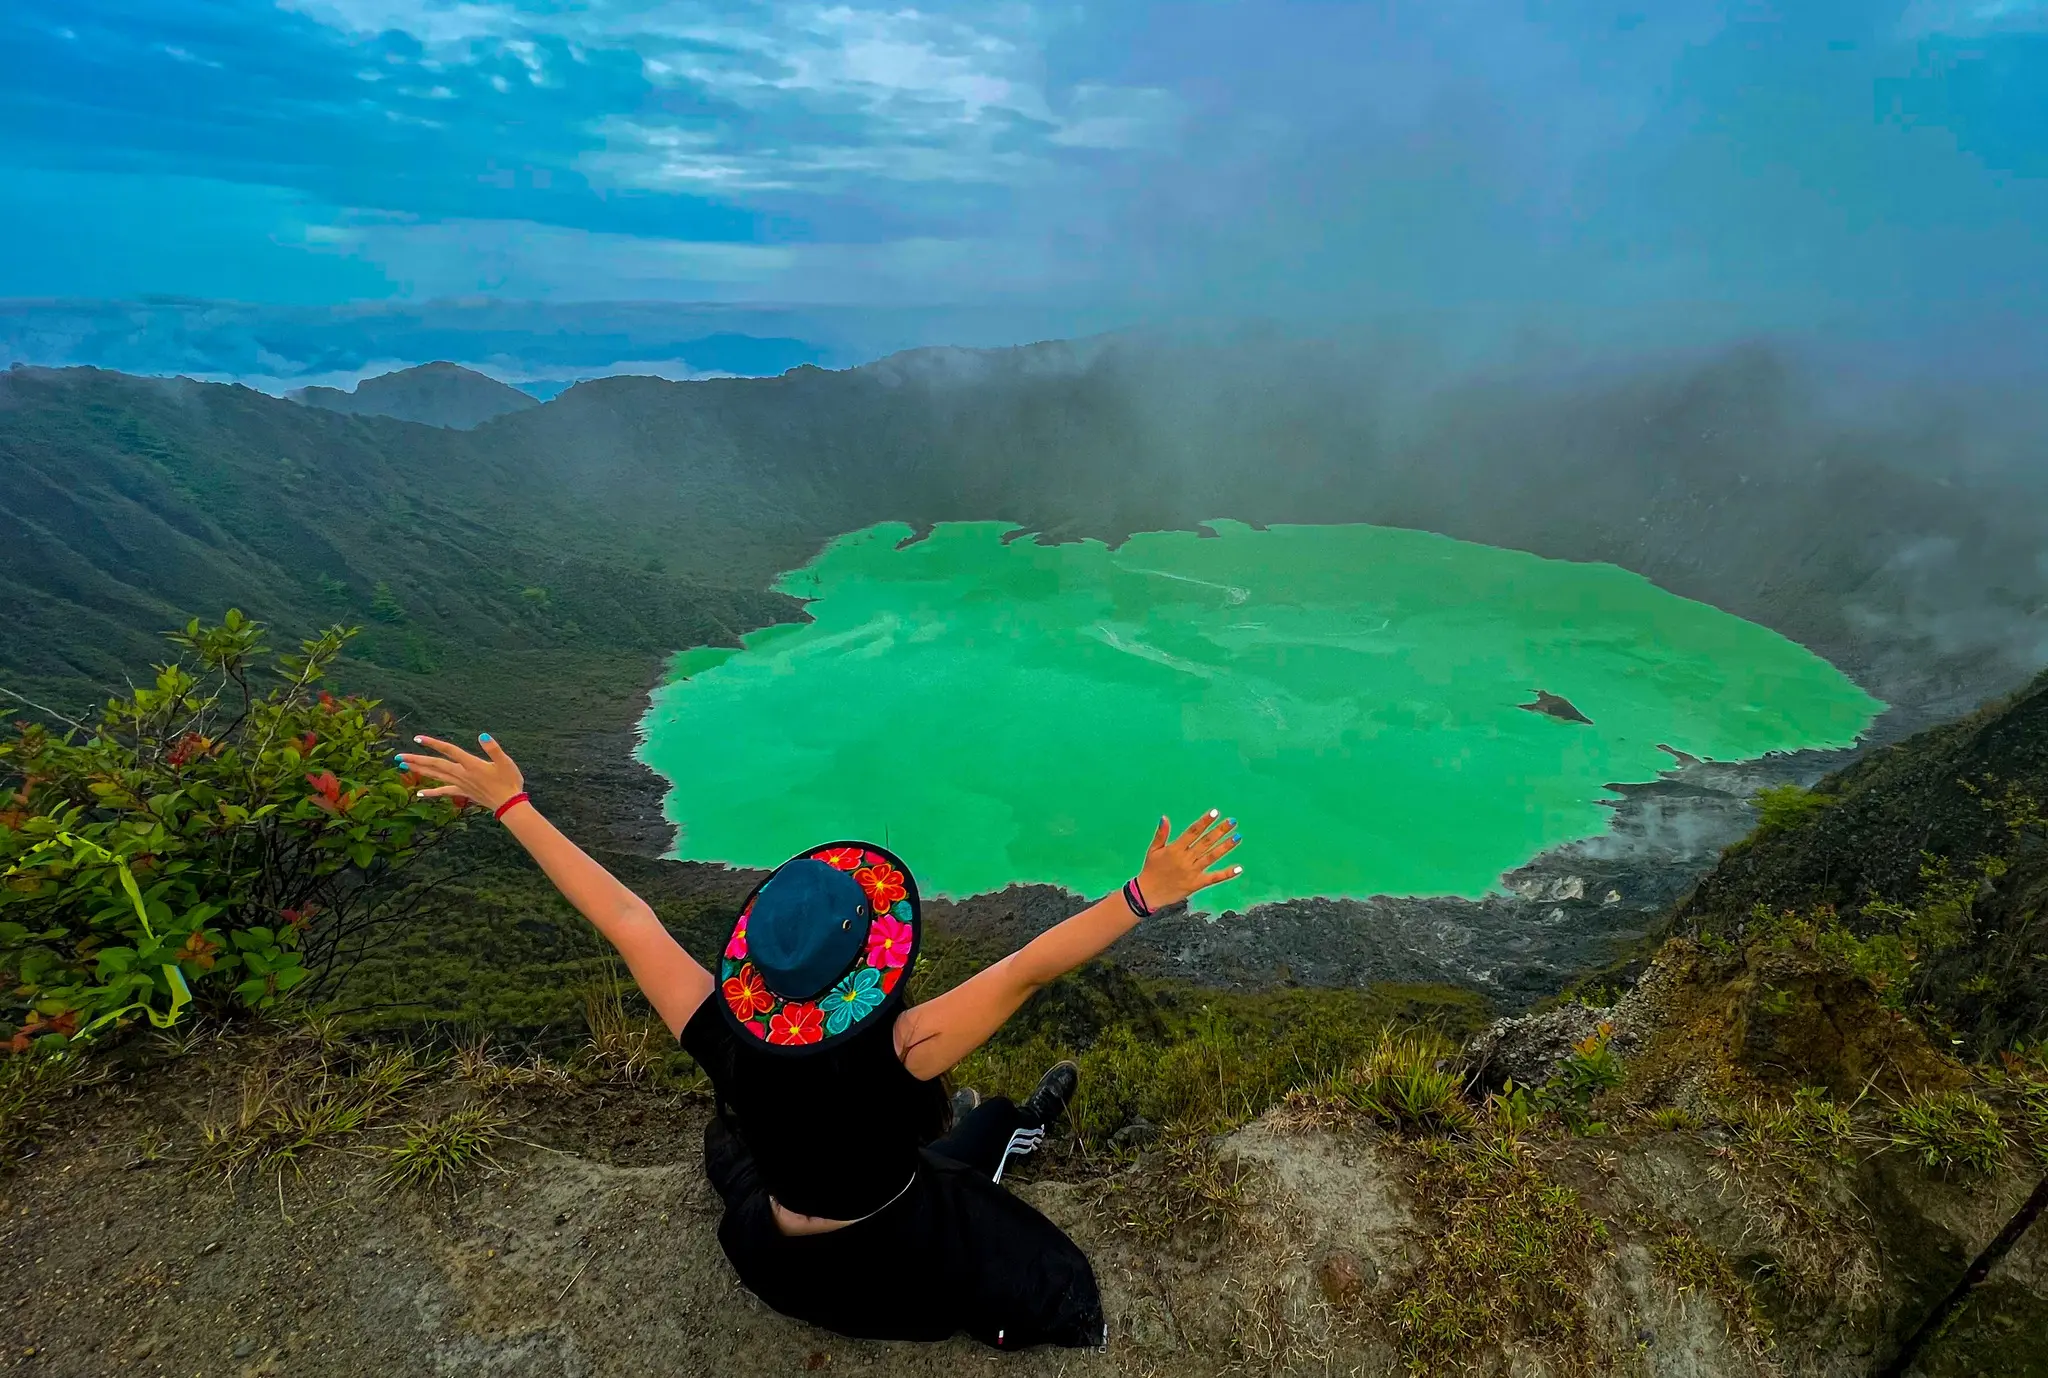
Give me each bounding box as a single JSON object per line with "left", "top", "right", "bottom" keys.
{"left": 1230, "top": 832, "right": 1240, "bottom": 843}
{"left": 1233, "top": 865, "right": 1243, "bottom": 874}
{"left": 395, "top": 759, "right": 408, "bottom": 771}
{"left": 1224, "top": 818, "right": 1235, "bottom": 827}
{"left": 479, "top": 732, "right": 493, "bottom": 743}
{"left": 412, "top": 735, "right": 424, "bottom": 744}
{"left": 1207, "top": 808, "right": 1218, "bottom": 818}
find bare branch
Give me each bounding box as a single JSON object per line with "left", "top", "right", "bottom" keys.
{"left": 0, "top": 683, "right": 89, "bottom": 735}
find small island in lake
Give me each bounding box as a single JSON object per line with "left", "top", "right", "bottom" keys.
{"left": 1518, "top": 689, "right": 1593, "bottom": 724}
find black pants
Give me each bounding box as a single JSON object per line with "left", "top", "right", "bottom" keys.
{"left": 928, "top": 1096, "right": 1047, "bottom": 1182}
{"left": 703, "top": 1108, "right": 1104, "bottom": 1350}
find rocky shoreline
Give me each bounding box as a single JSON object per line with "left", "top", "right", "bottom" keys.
{"left": 940, "top": 738, "right": 1872, "bottom": 1010}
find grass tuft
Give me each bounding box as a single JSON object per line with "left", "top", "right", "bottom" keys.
{"left": 0, "top": 1053, "right": 100, "bottom": 1164}
{"left": 1642, "top": 1105, "right": 1702, "bottom": 1131}
{"left": 1090, "top": 1130, "right": 1251, "bottom": 1253}
{"left": 379, "top": 1105, "right": 506, "bottom": 1191}
{"left": 197, "top": 1042, "right": 428, "bottom": 1183}
{"left": 1887, "top": 1088, "right": 2011, "bottom": 1174}
{"left": 1291, "top": 1030, "right": 1474, "bottom": 1135}
{"left": 581, "top": 971, "right": 663, "bottom": 1083}
{"left": 953, "top": 974, "right": 1486, "bottom": 1155}
{"left": 1708, "top": 1086, "right": 1875, "bottom": 1305}
{"left": 1638, "top": 1214, "right": 1774, "bottom": 1359}
{"left": 1986, "top": 1041, "right": 2048, "bottom": 1164}
{"left": 451, "top": 1033, "right": 578, "bottom": 1090}
{"left": 1388, "top": 1128, "right": 1608, "bottom": 1374}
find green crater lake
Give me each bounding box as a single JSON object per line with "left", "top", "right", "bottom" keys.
{"left": 638, "top": 520, "right": 1881, "bottom": 907}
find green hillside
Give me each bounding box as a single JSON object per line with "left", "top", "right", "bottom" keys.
{"left": 289, "top": 361, "right": 539, "bottom": 430}
{"left": 1674, "top": 668, "right": 2048, "bottom": 1053}
{"left": 0, "top": 365, "right": 794, "bottom": 849}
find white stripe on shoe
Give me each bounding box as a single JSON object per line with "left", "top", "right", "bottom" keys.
{"left": 991, "top": 1127, "right": 1047, "bottom": 1184}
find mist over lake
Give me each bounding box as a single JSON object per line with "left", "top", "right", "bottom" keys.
{"left": 638, "top": 520, "right": 1881, "bottom": 907}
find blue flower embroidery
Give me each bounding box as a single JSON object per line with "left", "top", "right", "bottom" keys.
{"left": 823, "top": 965, "right": 885, "bottom": 1035}
{"left": 890, "top": 900, "right": 913, "bottom": 923}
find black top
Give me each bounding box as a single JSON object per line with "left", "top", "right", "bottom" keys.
{"left": 682, "top": 995, "right": 949, "bottom": 1219}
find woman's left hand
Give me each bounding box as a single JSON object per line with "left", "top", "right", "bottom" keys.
{"left": 397, "top": 734, "right": 525, "bottom": 812}
{"left": 1135, "top": 809, "right": 1243, "bottom": 909}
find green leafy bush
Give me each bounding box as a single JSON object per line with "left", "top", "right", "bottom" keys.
{"left": 1750, "top": 783, "right": 1836, "bottom": 836}
{"left": 1535, "top": 1021, "right": 1625, "bottom": 1133}
{"left": 1, "top": 612, "right": 460, "bottom": 1052}
{"left": 368, "top": 581, "right": 407, "bottom": 624}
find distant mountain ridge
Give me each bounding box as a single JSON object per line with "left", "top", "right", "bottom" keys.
{"left": 289, "top": 361, "right": 539, "bottom": 429}
{"left": 0, "top": 298, "right": 848, "bottom": 387}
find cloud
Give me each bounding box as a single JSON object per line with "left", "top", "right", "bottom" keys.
{"left": 304, "top": 209, "right": 1081, "bottom": 303}
{"left": 270, "top": 0, "right": 1180, "bottom": 199}
{"left": 1898, "top": 0, "right": 2048, "bottom": 35}
{"left": 274, "top": 0, "right": 519, "bottom": 47}
{"left": 309, "top": 212, "right": 799, "bottom": 297}
{"left": 0, "top": 0, "right": 2043, "bottom": 354}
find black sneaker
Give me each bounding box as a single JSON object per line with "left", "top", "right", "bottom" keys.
{"left": 1019, "top": 1059, "right": 1080, "bottom": 1130}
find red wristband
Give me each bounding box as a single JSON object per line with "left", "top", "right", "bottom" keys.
{"left": 493, "top": 792, "right": 530, "bottom": 820}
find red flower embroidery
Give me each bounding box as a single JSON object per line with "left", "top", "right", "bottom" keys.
{"left": 724, "top": 921, "right": 749, "bottom": 961}
{"left": 723, "top": 964, "right": 774, "bottom": 1019}
{"left": 768, "top": 1001, "right": 824, "bottom": 1046}
{"left": 855, "top": 862, "right": 906, "bottom": 910}
{"left": 814, "top": 846, "right": 865, "bottom": 872}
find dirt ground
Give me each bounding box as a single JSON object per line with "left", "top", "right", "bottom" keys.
{"left": 5, "top": 1041, "right": 2045, "bottom": 1378}
{"left": 2, "top": 1058, "right": 1119, "bottom": 1378}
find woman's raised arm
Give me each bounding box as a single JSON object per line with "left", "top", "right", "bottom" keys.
{"left": 398, "top": 734, "right": 715, "bottom": 1036}
{"left": 893, "top": 811, "right": 1241, "bottom": 1081}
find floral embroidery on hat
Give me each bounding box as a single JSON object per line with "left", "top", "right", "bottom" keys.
{"left": 823, "top": 966, "right": 886, "bottom": 1035}
{"left": 855, "top": 861, "right": 907, "bottom": 910}
{"left": 723, "top": 963, "right": 774, "bottom": 1020}
{"left": 768, "top": 1001, "right": 825, "bottom": 1046}
{"left": 815, "top": 846, "right": 865, "bottom": 872}
{"left": 865, "top": 913, "right": 913, "bottom": 970}
{"left": 717, "top": 843, "right": 919, "bottom": 1051}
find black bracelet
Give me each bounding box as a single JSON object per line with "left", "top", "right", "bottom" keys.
{"left": 1121, "top": 878, "right": 1153, "bottom": 917}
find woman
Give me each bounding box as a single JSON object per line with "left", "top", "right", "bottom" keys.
{"left": 397, "top": 732, "right": 1243, "bottom": 1351}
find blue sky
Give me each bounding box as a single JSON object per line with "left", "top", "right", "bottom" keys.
{"left": 1, "top": 1, "right": 2044, "bottom": 357}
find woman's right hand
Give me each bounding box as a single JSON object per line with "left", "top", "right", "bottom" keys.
{"left": 1135, "top": 810, "right": 1242, "bottom": 910}
{"left": 396, "top": 733, "right": 526, "bottom": 813}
